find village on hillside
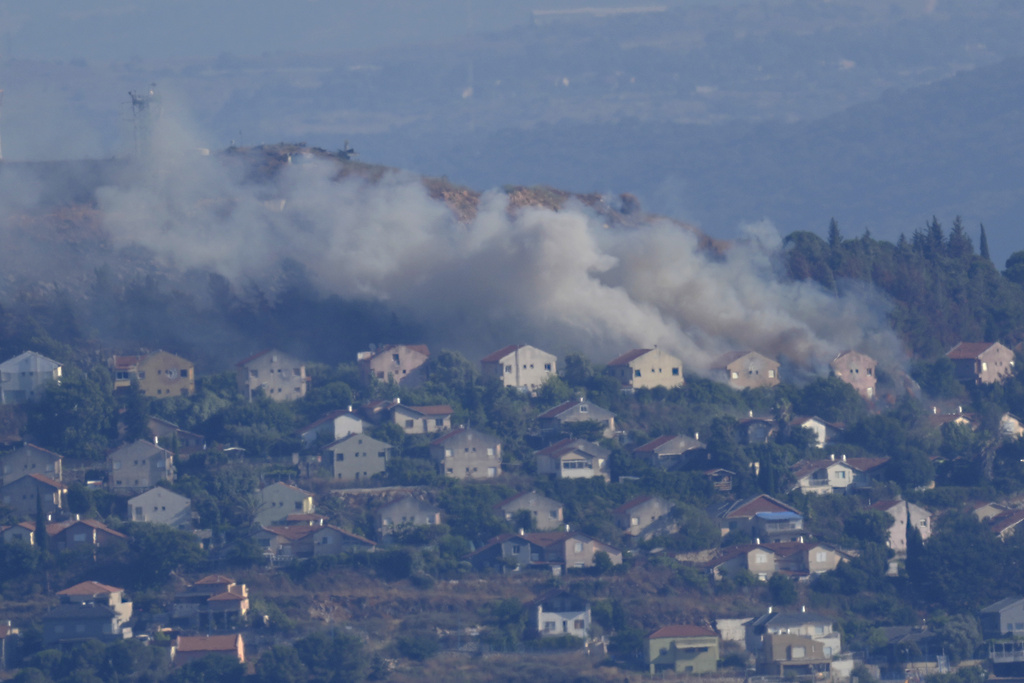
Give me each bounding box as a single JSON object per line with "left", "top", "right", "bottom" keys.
{"left": 3, "top": 319, "right": 1024, "bottom": 682}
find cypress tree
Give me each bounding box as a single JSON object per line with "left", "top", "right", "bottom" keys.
{"left": 979, "top": 223, "right": 991, "bottom": 261}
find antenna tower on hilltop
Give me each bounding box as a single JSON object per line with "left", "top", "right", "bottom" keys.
{"left": 0, "top": 89, "right": 5, "bottom": 161}
{"left": 128, "top": 83, "right": 160, "bottom": 157}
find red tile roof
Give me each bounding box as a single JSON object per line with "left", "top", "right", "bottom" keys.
{"left": 480, "top": 345, "right": 521, "bottom": 363}
{"left": 176, "top": 634, "right": 241, "bottom": 653}
{"left": 647, "top": 624, "right": 717, "bottom": 639}
{"left": 722, "top": 494, "right": 799, "bottom": 519}
{"left": 946, "top": 342, "right": 999, "bottom": 360}
{"left": 22, "top": 473, "right": 66, "bottom": 489}
{"left": 402, "top": 405, "right": 454, "bottom": 417}
{"left": 57, "top": 580, "right": 122, "bottom": 596}
{"left": 607, "top": 349, "right": 652, "bottom": 366}
{"left": 612, "top": 494, "right": 659, "bottom": 515}
{"left": 195, "top": 574, "right": 236, "bottom": 585}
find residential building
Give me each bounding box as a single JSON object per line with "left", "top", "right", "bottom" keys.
{"left": 990, "top": 510, "right": 1024, "bottom": 540}
{"left": 480, "top": 344, "right": 557, "bottom": 392}
{"left": 468, "top": 531, "right": 622, "bottom": 572}
{"left": 981, "top": 597, "right": 1024, "bottom": 639}
{"left": 392, "top": 403, "right": 454, "bottom": 435}
{"left": 357, "top": 344, "right": 430, "bottom": 386}
{"left": 789, "top": 455, "right": 889, "bottom": 495}
{"left": 110, "top": 350, "right": 195, "bottom": 398}
{"left": 738, "top": 415, "right": 778, "bottom": 444}
{"left": 43, "top": 581, "right": 133, "bottom": 643}
{"left": 0, "top": 351, "right": 62, "bottom": 404}
{"left": 297, "top": 409, "right": 364, "bottom": 447}
{"left": 255, "top": 482, "right": 314, "bottom": 526}
{"left": 705, "top": 468, "right": 736, "bottom": 492}
{"left": 746, "top": 609, "right": 841, "bottom": 657}
{"left": 0, "top": 620, "right": 18, "bottom": 671}
{"left": 173, "top": 634, "right": 244, "bottom": 667}
{"left": 147, "top": 417, "right": 206, "bottom": 455}
{"left": 0, "top": 521, "right": 34, "bottom": 545}
{"left": 326, "top": 433, "right": 391, "bottom": 482}
{"left": 1001, "top": 413, "right": 1024, "bottom": 440}
{"left": 712, "top": 351, "right": 780, "bottom": 390}
{"left": 646, "top": 625, "right": 720, "bottom": 675}
{"left": 632, "top": 435, "right": 705, "bottom": 470}
{"left": 947, "top": 341, "right": 1015, "bottom": 384}
{"left": 47, "top": 519, "right": 128, "bottom": 552}
{"left": 537, "top": 399, "right": 616, "bottom": 439}
{"left": 830, "top": 350, "right": 877, "bottom": 400}
{"left": 613, "top": 495, "right": 673, "bottom": 537}
{"left": 377, "top": 497, "right": 441, "bottom": 537}
{"left": 430, "top": 427, "right": 502, "bottom": 480}
{"left": 127, "top": 486, "right": 192, "bottom": 529}
{"left": 172, "top": 575, "right": 249, "bottom": 629}
{"left": 235, "top": 349, "right": 307, "bottom": 401}
{"left": 254, "top": 524, "right": 376, "bottom": 560}
{"left": 531, "top": 590, "right": 591, "bottom": 639}
{"left": 535, "top": 439, "right": 610, "bottom": 480}
{"left": 757, "top": 633, "right": 832, "bottom": 678}
{"left": 790, "top": 416, "right": 844, "bottom": 448}
{"left": 494, "top": 491, "right": 564, "bottom": 531}
{"left": 869, "top": 499, "right": 931, "bottom": 554}
{"left": 107, "top": 440, "right": 174, "bottom": 495}
{"left": 753, "top": 511, "right": 805, "bottom": 543}
{"left": 714, "top": 494, "right": 802, "bottom": 538}
{"left": 0, "top": 474, "right": 65, "bottom": 519}
{"left": 0, "top": 443, "right": 62, "bottom": 487}
{"left": 607, "top": 348, "right": 684, "bottom": 390}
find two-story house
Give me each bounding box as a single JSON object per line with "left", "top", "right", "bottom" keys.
{"left": 613, "top": 495, "right": 674, "bottom": 538}
{"left": 480, "top": 344, "right": 557, "bottom": 392}
{"left": 172, "top": 575, "right": 249, "bottom": 629}
{"left": 789, "top": 455, "right": 889, "bottom": 495}
{"left": 711, "top": 351, "right": 780, "bottom": 390}
{"left": 0, "top": 473, "right": 65, "bottom": 519}
{"left": 326, "top": 433, "right": 392, "bottom": 482}
{"left": 127, "top": 486, "right": 192, "bottom": 529}
{"left": 43, "top": 581, "right": 133, "bottom": 643}
{"left": 535, "top": 439, "right": 610, "bottom": 481}
{"left": 646, "top": 625, "right": 720, "bottom": 675}
{"left": 392, "top": 403, "right": 454, "bottom": 435}
{"left": 146, "top": 417, "right": 206, "bottom": 455}
{"left": 0, "top": 443, "right": 63, "bottom": 487}
{"left": 714, "top": 494, "right": 802, "bottom": 539}
{"left": 607, "top": 348, "right": 684, "bottom": 391}
{"left": 493, "top": 491, "right": 564, "bottom": 531}
{"left": 235, "top": 349, "right": 307, "bottom": 402}
{"left": 531, "top": 590, "right": 591, "bottom": 639}
{"left": 110, "top": 350, "right": 195, "bottom": 398}
{"left": 0, "top": 351, "right": 62, "bottom": 404}
{"left": 947, "top": 341, "right": 1016, "bottom": 384}
{"left": 468, "top": 531, "right": 622, "bottom": 572}
{"left": 869, "top": 499, "right": 931, "bottom": 555}
{"left": 830, "top": 350, "right": 877, "bottom": 400}
{"left": 357, "top": 344, "right": 430, "bottom": 386}
{"left": 632, "top": 434, "right": 705, "bottom": 470}
{"left": 746, "top": 608, "right": 841, "bottom": 658}
{"left": 107, "top": 440, "right": 174, "bottom": 495}
{"left": 377, "top": 497, "right": 442, "bottom": 537}
{"left": 790, "top": 416, "right": 844, "bottom": 449}
{"left": 537, "top": 399, "right": 616, "bottom": 439}
{"left": 297, "top": 409, "right": 364, "bottom": 448}
{"left": 430, "top": 427, "right": 502, "bottom": 480}
{"left": 981, "top": 597, "right": 1024, "bottom": 639}
{"left": 255, "top": 482, "right": 314, "bottom": 526}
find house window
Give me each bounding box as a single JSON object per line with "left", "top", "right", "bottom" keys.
{"left": 768, "top": 369, "right": 776, "bottom": 378}
{"left": 574, "top": 619, "right": 585, "bottom": 630}
{"left": 755, "top": 552, "right": 767, "bottom": 564}
{"left": 672, "top": 367, "right": 679, "bottom": 375}
{"left": 634, "top": 369, "right": 641, "bottom": 377}
{"left": 295, "top": 502, "right": 303, "bottom": 510}
{"left": 435, "top": 418, "right": 445, "bottom": 427}
{"left": 815, "top": 625, "right": 825, "bottom": 635}
{"left": 405, "top": 420, "right": 414, "bottom": 428}
{"left": 392, "top": 354, "right": 400, "bottom": 364}
{"left": 544, "top": 621, "right": 556, "bottom": 632}
{"left": 815, "top": 551, "right": 827, "bottom": 562}
{"left": 544, "top": 363, "right": 552, "bottom": 371}
{"left": 731, "top": 371, "right": 739, "bottom": 379}
{"left": 574, "top": 542, "right": 583, "bottom": 553}
{"left": 579, "top": 405, "right": 588, "bottom": 413}
{"left": 486, "top": 448, "right": 494, "bottom": 456}
{"left": 791, "top": 646, "right": 805, "bottom": 659}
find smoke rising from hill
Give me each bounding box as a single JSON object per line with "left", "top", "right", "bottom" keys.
{"left": 93, "top": 129, "right": 906, "bottom": 377}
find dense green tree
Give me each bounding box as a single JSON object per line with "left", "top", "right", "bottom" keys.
{"left": 27, "top": 365, "right": 117, "bottom": 460}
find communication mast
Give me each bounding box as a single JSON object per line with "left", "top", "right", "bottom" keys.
{"left": 128, "top": 83, "right": 160, "bottom": 157}
{"left": 0, "top": 89, "right": 4, "bottom": 161}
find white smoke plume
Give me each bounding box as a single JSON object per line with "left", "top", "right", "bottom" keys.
{"left": 93, "top": 118, "right": 906, "bottom": 377}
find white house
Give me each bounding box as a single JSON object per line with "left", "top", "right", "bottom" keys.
{"left": 127, "top": 486, "right": 192, "bottom": 529}
{"left": 0, "top": 351, "right": 62, "bottom": 404}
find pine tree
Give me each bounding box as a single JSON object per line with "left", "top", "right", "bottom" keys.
{"left": 947, "top": 216, "right": 973, "bottom": 259}
{"left": 827, "top": 218, "right": 842, "bottom": 249}
{"left": 979, "top": 223, "right": 991, "bottom": 261}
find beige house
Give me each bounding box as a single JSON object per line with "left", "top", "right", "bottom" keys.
{"left": 494, "top": 490, "right": 564, "bottom": 531}
{"left": 146, "top": 417, "right": 206, "bottom": 455}
{"left": 746, "top": 609, "right": 842, "bottom": 658}
{"left": 790, "top": 455, "right": 889, "bottom": 495}
{"left": 110, "top": 350, "right": 195, "bottom": 398}
{"left": 607, "top": 348, "right": 684, "bottom": 390}
{"left": 0, "top": 351, "right": 62, "bottom": 404}
{"left": 172, "top": 575, "right": 249, "bottom": 628}
{"left": 107, "top": 440, "right": 174, "bottom": 495}
{"left": 613, "top": 495, "right": 673, "bottom": 537}
{"left": 357, "top": 344, "right": 430, "bottom": 386}
{"left": 1, "top": 473, "right": 65, "bottom": 519}
{"left": 297, "top": 409, "right": 364, "bottom": 447}
{"left": 255, "top": 482, "right": 314, "bottom": 526}
{"left": 535, "top": 438, "right": 610, "bottom": 480}
{"left": 392, "top": 403, "right": 454, "bottom": 435}
{"left": 632, "top": 434, "right": 704, "bottom": 469}
{"left": 468, "top": 530, "right": 622, "bottom": 571}
{"left": 480, "top": 344, "right": 557, "bottom": 392}
{"left": 869, "top": 499, "right": 931, "bottom": 554}
{"left": 46, "top": 519, "right": 128, "bottom": 552}
{"left": 430, "top": 427, "right": 502, "bottom": 479}
{"left": 830, "top": 350, "right": 877, "bottom": 400}
{"left": 532, "top": 590, "right": 591, "bottom": 639}
{"left": 537, "top": 399, "right": 616, "bottom": 439}
{"left": 646, "top": 625, "right": 720, "bottom": 675}
{"left": 44, "top": 581, "right": 133, "bottom": 644}
{"left": 127, "top": 486, "right": 192, "bottom": 529}
{"left": 790, "top": 416, "right": 844, "bottom": 448}
{"left": 235, "top": 349, "right": 307, "bottom": 402}
{"left": 377, "top": 497, "right": 442, "bottom": 537}
{"left": 947, "top": 341, "right": 1015, "bottom": 384}
{"left": 326, "top": 433, "right": 392, "bottom": 482}
{"left": 1, "top": 443, "right": 63, "bottom": 487}
{"left": 712, "top": 351, "right": 780, "bottom": 389}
